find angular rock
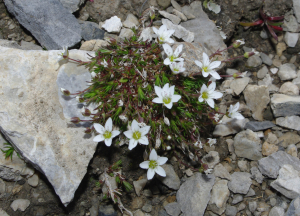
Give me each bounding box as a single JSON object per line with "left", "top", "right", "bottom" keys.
{"left": 4, "top": 0, "right": 82, "bottom": 50}
{"left": 269, "top": 206, "right": 285, "bottom": 216}
{"left": 278, "top": 63, "right": 297, "bottom": 81}
{"left": 285, "top": 196, "right": 300, "bottom": 216}
{"left": 228, "top": 172, "right": 252, "bottom": 194}
{"left": 238, "top": 160, "right": 248, "bottom": 172}
{"left": 102, "top": 16, "right": 122, "bottom": 33}
{"left": 20, "top": 41, "right": 43, "bottom": 51}
{"left": 258, "top": 151, "right": 300, "bottom": 178}
{"left": 279, "top": 82, "right": 299, "bottom": 95}
{"left": 258, "top": 74, "right": 279, "bottom": 93}
{"left": 276, "top": 116, "right": 300, "bottom": 130}
{"left": 27, "top": 174, "right": 39, "bottom": 187}
{"left": 232, "top": 195, "right": 243, "bottom": 204}
{"left": 79, "top": 21, "right": 105, "bottom": 41}
{"left": 123, "top": 14, "right": 139, "bottom": 29}
{"left": 133, "top": 179, "right": 147, "bottom": 197}
{"left": 181, "top": 5, "right": 196, "bottom": 20}
{"left": 244, "top": 121, "right": 275, "bottom": 132}
{"left": 271, "top": 164, "right": 300, "bottom": 199}
{"left": 262, "top": 142, "right": 278, "bottom": 156}
{"left": 213, "top": 116, "right": 249, "bottom": 137}
{"left": 271, "top": 94, "right": 300, "bottom": 117}
{"left": 277, "top": 42, "right": 287, "bottom": 56}
{"left": 249, "top": 201, "right": 257, "bottom": 213}
{"left": 283, "top": 13, "right": 299, "bottom": 32}
{"left": 0, "top": 208, "right": 9, "bottom": 216}
{"left": 286, "top": 144, "right": 297, "bottom": 157}
{"left": 180, "top": 1, "right": 227, "bottom": 54}
{"left": 230, "top": 77, "right": 250, "bottom": 95}
{"left": 294, "top": 0, "right": 300, "bottom": 22}
{"left": 257, "top": 66, "right": 269, "bottom": 79}
{"left": 213, "top": 163, "right": 231, "bottom": 180}
{"left": 119, "top": 28, "right": 134, "bottom": 40}
{"left": 233, "top": 129, "right": 262, "bottom": 160}
{"left": 162, "top": 19, "right": 194, "bottom": 42}
{"left": 209, "top": 179, "right": 229, "bottom": 210}
{"left": 164, "top": 202, "right": 181, "bottom": 216}
{"left": 260, "top": 53, "right": 273, "bottom": 66}
{"left": 159, "top": 11, "right": 181, "bottom": 25}
{"left": 80, "top": 39, "right": 109, "bottom": 52}
{"left": 284, "top": 32, "right": 299, "bottom": 47}
{"left": 157, "top": 164, "right": 180, "bottom": 190}
{"left": 0, "top": 47, "right": 98, "bottom": 206}
{"left": 250, "top": 167, "right": 264, "bottom": 184}
{"left": 202, "top": 151, "right": 219, "bottom": 169}
{"left": 246, "top": 55, "right": 262, "bottom": 68}
{"left": 244, "top": 85, "right": 270, "bottom": 121}
{"left": 171, "top": 0, "right": 181, "bottom": 11}
{"left": 225, "top": 205, "right": 237, "bottom": 216}
{"left": 177, "top": 173, "right": 215, "bottom": 216}
{"left": 138, "top": 27, "right": 153, "bottom": 42}
{"left": 278, "top": 132, "right": 300, "bottom": 147}
{"left": 10, "top": 199, "right": 30, "bottom": 211}
{"left": 157, "top": 0, "right": 171, "bottom": 8}
{"left": 60, "top": 0, "right": 84, "bottom": 13}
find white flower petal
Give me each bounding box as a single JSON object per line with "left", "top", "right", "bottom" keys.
{"left": 162, "top": 83, "right": 170, "bottom": 93}
{"left": 104, "top": 138, "right": 112, "bottom": 146}
{"left": 171, "top": 94, "right": 181, "bottom": 103}
{"left": 195, "top": 60, "right": 203, "bottom": 68}
{"left": 154, "top": 86, "right": 162, "bottom": 97}
{"left": 152, "top": 27, "right": 159, "bottom": 35}
{"left": 169, "top": 85, "right": 175, "bottom": 96}
{"left": 202, "top": 71, "right": 209, "bottom": 77}
{"left": 139, "top": 136, "right": 149, "bottom": 145}
{"left": 128, "top": 139, "right": 138, "bottom": 150}
{"left": 206, "top": 98, "right": 215, "bottom": 108}
{"left": 210, "top": 71, "right": 221, "bottom": 79}
{"left": 124, "top": 130, "right": 133, "bottom": 139}
{"left": 164, "top": 102, "right": 173, "bottom": 109}
{"left": 233, "top": 102, "right": 240, "bottom": 112}
{"left": 131, "top": 120, "right": 140, "bottom": 132}
{"left": 157, "top": 157, "right": 168, "bottom": 165}
{"left": 208, "top": 82, "right": 216, "bottom": 91}
{"left": 149, "top": 149, "right": 158, "bottom": 160}
{"left": 200, "top": 84, "right": 207, "bottom": 93}
{"left": 152, "top": 97, "right": 163, "bottom": 104}
{"left": 202, "top": 52, "right": 210, "bottom": 66}
{"left": 174, "top": 45, "right": 183, "bottom": 57}
{"left": 232, "top": 112, "right": 244, "bottom": 119}
{"left": 147, "top": 168, "right": 155, "bottom": 180}
{"left": 164, "top": 58, "right": 172, "bottom": 65}
{"left": 198, "top": 97, "right": 204, "bottom": 102}
{"left": 93, "top": 135, "right": 104, "bottom": 142}
{"left": 163, "top": 44, "right": 173, "bottom": 56}
{"left": 140, "top": 126, "right": 151, "bottom": 136}
{"left": 209, "top": 61, "right": 221, "bottom": 69}
{"left": 210, "top": 91, "right": 223, "bottom": 99}
{"left": 105, "top": 117, "right": 113, "bottom": 132}
{"left": 165, "top": 38, "right": 175, "bottom": 44}
{"left": 111, "top": 130, "right": 120, "bottom": 138}
{"left": 155, "top": 166, "right": 166, "bottom": 177}
{"left": 94, "top": 123, "right": 105, "bottom": 134}
{"left": 140, "top": 161, "right": 150, "bottom": 169}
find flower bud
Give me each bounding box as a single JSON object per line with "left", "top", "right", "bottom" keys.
{"left": 60, "top": 88, "right": 70, "bottom": 96}
{"left": 164, "top": 117, "right": 170, "bottom": 126}
{"left": 91, "top": 72, "right": 97, "bottom": 78}
{"left": 232, "top": 73, "right": 238, "bottom": 79}
{"left": 243, "top": 52, "right": 250, "bottom": 58}
{"left": 81, "top": 108, "right": 91, "bottom": 116}
{"left": 76, "top": 96, "right": 84, "bottom": 103}
{"left": 166, "top": 146, "right": 171, "bottom": 150}
{"left": 233, "top": 39, "right": 245, "bottom": 48}
{"left": 167, "top": 135, "right": 171, "bottom": 140}
{"left": 71, "top": 117, "right": 81, "bottom": 124}
{"left": 84, "top": 127, "right": 92, "bottom": 134}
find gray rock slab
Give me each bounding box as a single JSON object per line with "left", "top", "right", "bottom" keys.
{"left": 27, "top": 174, "right": 39, "bottom": 187}
{"left": 294, "top": 0, "right": 300, "bottom": 23}
{"left": 244, "top": 121, "right": 275, "bottom": 132}
{"left": 233, "top": 129, "right": 262, "bottom": 160}
{"left": 276, "top": 116, "right": 300, "bottom": 130}
{"left": 228, "top": 172, "right": 252, "bottom": 194}
{"left": 286, "top": 196, "right": 300, "bottom": 216}
{"left": 213, "top": 116, "right": 249, "bottom": 137}
{"left": 269, "top": 206, "right": 285, "bottom": 216}
{"left": 180, "top": 1, "right": 227, "bottom": 54}
{"left": 181, "top": 5, "right": 196, "bottom": 20}
{"left": 60, "top": 0, "right": 84, "bottom": 13}
{"left": 133, "top": 179, "right": 147, "bottom": 196}
{"left": 79, "top": 21, "right": 105, "bottom": 41}
{"left": 159, "top": 11, "right": 181, "bottom": 25}
{"left": 257, "top": 66, "right": 269, "bottom": 79}
{"left": 0, "top": 208, "right": 9, "bottom": 216}
{"left": 209, "top": 179, "right": 229, "bottom": 209}
{"left": 250, "top": 166, "right": 264, "bottom": 184}
{"left": 157, "top": 164, "right": 180, "bottom": 190}
{"left": 0, "top": 46, "right": 98, "bottom": 206}
{"left": 164, "top": 202, "right": 181, "bottom": 216}
{"left": 260, "top": 53, "right": 273, "bottom": 66}
{"left": 271, "top": 94, "right": 300, "bottom": 117}
{"left": 162, "top": 19, "right": 194, "bottom": 42}
{"left": 230, "top": 77, "right": 250, "bottom": 95}
{"left": 213, "top": 164, "right": 231, "bottom": 180}
{"left": 177, "top": 173, "right": 215, "bottom": 216}
{"left": 246, "top": 55, "right": 262, "bottom": 68}
{"left": 225, "top": 205, "right": 237, "bottom": 216}
{"left": 258, "top": 151, "right": 300, "bottom": 178}
{"left": 0, "top": 39, "right": 21, "bottom": 49}
{"left": 4, "top": 0, "right": 82, "bottom": 50}
{"left": 284, "top": 32, "right": 299, "bottom": 48}
{"left": 278, "top": 63, "right": 297, "bottom": 81}
{"left": 171, "top": 0, "right": 181, "bottom": 11}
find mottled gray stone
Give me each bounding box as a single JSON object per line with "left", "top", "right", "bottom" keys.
{"left": 246, "top": 55, "right": 262, "bottom": 68}
{"left": 181, "top": 5, "right": 196, "bottom": 20}
{"left": 162, "top": 19, "right": 194, "bottom": 42}
{"left": 10, "top": 199, "right": 30, "bottom": 211}
{"left": 250, "top": 167, "right": 264, "bottom": 184}
{"left": 164, "top": 202, "right": 181, "bottom": 216}
{"left": 213, "top": 116, "right": 249, "bottom": 137}
{"left": 213, "top": 163, "right": 231, "bottom": 180}
{"left": 284, "top": 32, "right": 299, "bottom": 48}
{"left": 286, "top": 196, "right": 300, "bottom": 216}
{"left": 249, "top": 201, "right": 257, "bottom": 213}
{"left": 119, "top": 28, "right": 134, "bottom": 40}
{"left": 177, "top": 173, "right": 215, "bottom": 216}
{"left": 202, "top": 151, "right": 219, "bottom": 169}
{"left": 157, "top": 0, "right": 171, "bottom": 8}
{"left": 245, "top": 188, "right": 255, "bottom": 197}
{"left": 276, "top": 116, "right": 300, "bottom": 130}
{"left": 157, "top": 164, "right": 180, "bottom": 190}
{"left": 27, "top": 174, "right": 39, "bottom": 187}
{"left": 230, "top": 77, "right": 250, "bottom": 95}
{"left": 0, "top": 47, "right": 98, "bottom": 206}
{"left": 159, "top": 11, "right": 181, "bottom": 25}
{"left": 0, "top": 39, "right": 21, "bottom": 49}
{"left": 79, "top": 21, "right": 105, "bottom": 41}
{"left": 60, "top": 0, "right": 84, "bottom": 13}
{"left": 4, "top": 0, "right": 82, "bottom": 50}
{"left": 269, "top": 206, "right": 285, "bottom": 216}
{"left": 245, "top": 121, "right": 275, "bottom": 132}
{"left": 171, "top": 0, "right": 181, "bottom": 11}
{"left": 271, "top": 94, "right": 300, "bottom": 117}
{"left": 233, "top": 130, "right": 262, "bottom": 161}
{"left": 228, "top": 172, "right": 252, "bottom": 194}
{"left": 260, "top": 53, "right": 273, "bottom": 66}
{"left": 257, "top": 66, "right": 269, "bottom": 79}
{"left": 98, "top": 205, "right": 117, "bottom": 216}
{"left": 133, "top": 179, "right": 147, "bottom": 196}
{"left": 225, "top": 205, "right": 237, "bottom": 216}
{"left": 294, "top": 0, "right": 300, "bottom": 23}
{"left": 278, "top": 63, "right": 297, "bottom": 81}
{"left": 209, "top": 179, "right": 229, "bottom": 212}
{"left": 258, "top": 151, "right": 300, "bottom": 178}
{"left": 232, "top": 194, "right": 243, "bottom": 204}
{"left": 283, "top": 13, "right": 299, "bottom": 32}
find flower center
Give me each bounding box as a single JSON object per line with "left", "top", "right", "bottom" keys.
{"left": 202, "top": 66, "right": 208, "bottom": 72}
{"left": 174, "top": 67, "right": 179, "bottom": 72}
{"left": 133, "top": 131, "right": 141, "bottom": 140}
{"left": 103, "top": 131, "right": 112, "bottom": 139}
{"left": 159, "top": 36, "right": 165, "bottom": 42}
{"left": 163, "top": 97, "right": 171, "bottom": 104}
{"left": 170, "top": 55, "right": 175, "bottom": 62}
{"left": 149, "top": 160, "right": 158, "bottom": 169}
{"left": 202, "top": 91, "right": 209, "bottom": 100}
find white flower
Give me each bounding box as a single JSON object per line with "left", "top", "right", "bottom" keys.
{"left": 118, "top": 99, "right": 123, "bottom": 107}
{"left": 91, "top": 72, "right": 97, "bottom": 78}
{"left": 251, "top": 49, "right": 260, "bottom": 56}
{"left": 228, "top": 102, "right": 244, "bottom": 120}
{"left": 93, "top": 117, "right": 120, "bottom": 146}
{"left": 213, "top": 113, "right": 222, "bottom": 123}
{"left": 198, "top": 82, "right": 223, "bottom": 108}
{"left": 204, "top": 168, "right": 213, "bottom": 175}
{"left": 153, "top": 25, "right": 175, "bottom": 44}
{"left": 119, "top": 114, "right": 128, "bottom": 123}
{"left": 139, "top": 149, "right": 168, "bottom": 180}
{"left": 164, "top": 117, "right": 170, "bottom": 126}
{"left": 124, "top": 120, "right": 151, "bottom": 150}
{"left": 167, "top": 135, "right": 171, "bottom": 140}
{"left": 102, "top": 59, "right": 108, "bottom": 67}
{"left": 170, "top": 61, "right": 186, "bottom": 74}
{"left": 239, "top": 71, "right": 248, "bottom": 78}
{"left": 163, "top": 44, "right": 184, "bottom": 65}
{"left": 194, "top": 141, "right": 202, "bottom": 148}
{"left": 195, "top": 53, "right": 221, "bottom": 79}
{"left": 207, "top": 138, "right": 216, "bottom": 147}
{"left": 236, "top": 39, "right": 245, "bottom": 45}
{"left": 166, "top": 146, "right": 171, "bottom": 150}
{"left": 152, "top": 83, "right": 181, "bottom": 109}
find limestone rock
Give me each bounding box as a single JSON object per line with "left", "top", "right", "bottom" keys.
{"left": 79, "top": 21, "right": 105, "bottom": 41}
{"left": 246, "top": 55, "right": 262, "bottom": 68}
{"left": 271, "top": 165, "right": 300, "bottom": 199}
{"left": 202, "top": 151, "right": 220, "bottom": 169}
{"left": 209, "top": 179, "right": 229, "bottom": 210}
{"left": 278, "top": 132, "right": 300, "bottom": 147}
{"left": 0, "top": 47, "right": 98, "bottom": 206}
{"left": 233, "top": 129, "right": 262, "bottom": 160}
{"left": 286, "top": 144, "right": 298, "bottom": 157}
{"left": 276, "top": 42, "right": 287, "bottom": 56}
{"left": 257, "top": 66, "right": 269, "bottom": 79}
{"left": 133, "top": 179, "right": 147, "bottom": 196}
{"left": 4, "top": 0, "right": 82, "bottom": 50}
{"left": 181, "top": 5, "right": 196, "bottom": 20}
{"left": 262, "top": 142, "right": 278, "bottom": 156}
{"left": 228, "top": 172, "right": 252, "bottom": 194}
{"left": 258, "top": 151, "right": 300, "bottom": 178}
{"left": 20, "top": 41, "right": 43, "bottom": 51}
{"left": 213, "top": 164, "right": 231, "bottom": 180}
{"left": 138, "top": 27, "right": 153, "bottom": 42}
{"left": 230, "top": 77, "right": 250, "bottom": 95}
{"left": 258, "top": 74, "right": 279, "bottom": 93}
{"left": 278, "top": 63, "right": 297, "bottom": 81}
{"left": 250, "top": 166, "right": 264, "bottom": 184}
{"left": 157, "top": 164, "right": 180, "bottom": 190}
{"left": 164, "top": 202, "right": 181, "bottom": 216}
{"left": 161, "top": 19, "right": 194, "bottom": 42}
{"left": 0, "top": 208, "right": 9, "bottom": 216}
{"left": 123, "top": 14, "right": 139, "bottom": 28}
{"left": 279, "top": 82, "right": 299, "bottom": 95}
{"left": 244, "top": 121, "right": 275, "bottom": 131}
{"left": 213, "top": 116, "right": 249, "bottom": 137}
{"left": 159, "top": 11, "right": 181, "bottom": 25}
{"left": 102, "top": 16, "right": 122, "bottom": 33}
{"left": 243, "top": 85, "right": 270, "bottom": 121}
{"left": 260, "top": 53, "right": 273, "bottom": 66}
{"left": 173, "top": 9, "right": 187, "bottom": 22}
{"left": 60, "top": 0, "right": 84, "bottom": 13}
{"left": 177, "top": 173, "right": 215, "bottom": 216}
{"left": 10, "top": 199, "right": 30, "bottom": 211}
{"left": 119, "top": 28, "right": 134, "bottom": 40}
{"left": 80, "top": 39, "right": 109, "bottom": 52}
{"left": 276, "top": 116, "right": 300, "bottom": 130}
{"left": 27, "top": 174, "right": 39, "bottom": 187}
{"left": 157, "top": 0, "right": 171, "bottom": 8}
{"left": 284, "top": 32, "right": 299, "bottom": 47}
{"left": 294, "top": 0, "right": 300, "bottom": 22}
{"left": 285, "top": 196, "right": 300, "bottom": 216}
{"left": 271, "top": 94, "right": 300, "bottom": 117}
{"left": 171, "top": 0, "right": 181, "bottom": 11}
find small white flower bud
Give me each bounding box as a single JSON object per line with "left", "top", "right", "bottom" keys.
{"left": 91, "top": 72, "right": 97, "bottom": 78}
{"left": 60, "top": 88, "right": 70, "bottom": 96}
{"left": 167, "top": 135, "right": 171, "bottom": 140}
{"left": 164, "top": 117, "right": 170, "bottom": 126}
{"left": 118, "top": 99, "right": 123, "bottom": 107}
{"left": 119, "top": 114, "right": 128, "bottom": 123}
{"left": 166, "top": 146, "right": 171, "bottom": 150}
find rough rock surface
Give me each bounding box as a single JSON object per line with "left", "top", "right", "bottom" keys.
{"left": 276, "top": 116, "right": 300, "bottom": 130}
{"left": 228, "top": 172, "right": 252, "bottom": 194}
{"left": 278, "top": 63, "right": 297, "bottom": 80}
{"left": 102, "top": 16, "right": 122, "bottom": 33}
{"left": 60, "top": 0, "right": 84, "bottom": 13}
{"left": 0, "top": 46, "right": 98, "bottom": 206}
{"left": 213, "top": 116, "right": 249, "bottom": 137}
{"left": 10, "top": 199, "right": 30, "bottom": 211}
{"left": 271, "top": 94, "right": 300, "bottom": 117}
{"left": 162, "top": 19, "right": 194, "bottom": 43}
{"left": 4, "top": 0, "right": 82, "bottom": 50}
{"left": 286, "top": 196, "right": 300, "bottom": 216}
{"left": 243, "top": 85, "right": 270, "bottom": 121}
{"left": 244, "top": 121, "right": 275, "bottom": 131}
{"left": 177, "top": 173, "right": 215, "bottom": 216}
{"left": 79, "top": 21, "right": 105, "bottom": 41}
{"left": 209, "top": 179, "right": 229, "bottom": 210}
{"left": 157, "top": 164, "right": 180, "bottom": 190}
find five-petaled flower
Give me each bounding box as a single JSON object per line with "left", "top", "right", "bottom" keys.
{"left": 124, "top": 120, "right": 151, "bottom": 150}
{"left": 139, "top": 149, "right": 168, "bottom": 180}
{"left": 152, "top": 83, "right": 181, "bottom": 109}
{"left": 93, "top": 117, "right": 121, "bottom": 146}
{"left": 153, "top": 25, "right": 175, "bottom": 44}
{"left": 170, "top": 61, "right": 186, "bottom": 74}
{"left": 228, "top": 102, "right": 244, "bottom": 120}
{"left": 198, "top": 82, "right": 223, "bottom": 108}
{"left": 163, "top": 44, "right": 184, "bottom": 65}
{"left": 195, "top": 52, "right": 221, "bottom": 79}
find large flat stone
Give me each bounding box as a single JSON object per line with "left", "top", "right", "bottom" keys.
{"left": 0, "top": 46, "right": 97, "bottom": 206}
{"left": 244, "top": 121, "right": 275, "bottom": 132}
{"left": 177, "top": 173, "right": 215, "bottom": 216}
{"left": 271, "top": 94, "right": 300, "bottom": 117}
{"left": 60, "top": 0, "right": 84, "bottom": 13}
{"left": 4, "top": 0, "right": 82, "bottom": 50}
{"left": 258, "top": 151, "right": 300, "bottom": 178}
